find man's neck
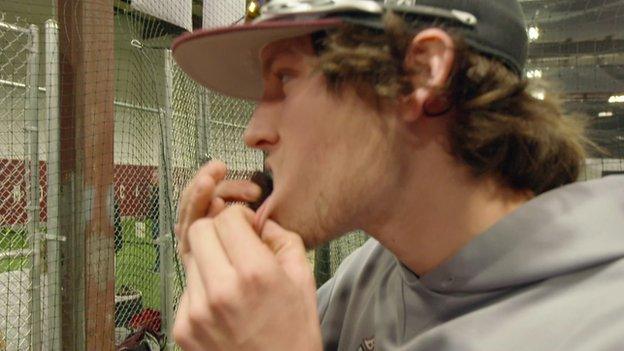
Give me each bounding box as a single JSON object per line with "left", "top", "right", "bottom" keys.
{"left": 364, "top": 146, "right": 532, "bottom": 277}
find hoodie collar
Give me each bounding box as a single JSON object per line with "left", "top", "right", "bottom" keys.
{"left": 418, "top": 176, "right": 624, "bottom": 293}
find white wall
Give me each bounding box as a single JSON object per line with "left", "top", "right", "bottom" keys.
{"left": 582, "top": 158, "right": 624, "bottom": 180}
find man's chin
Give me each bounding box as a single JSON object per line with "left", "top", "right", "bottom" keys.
{"left": 267, "top": 198, "right": 344, "bottom": 249}
{"left": 302, "top": 233, "right": 326, "bottom": 251}
{"left": 269, "top": 211, "right": 317, "bottom": 249}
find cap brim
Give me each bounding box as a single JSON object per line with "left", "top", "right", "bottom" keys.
{"left": 172, "top": 19, "right": 343, "bottom": 100}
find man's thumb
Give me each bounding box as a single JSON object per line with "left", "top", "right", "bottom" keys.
{"left": 260, "top": 220, "right": 316, "bottom": 289}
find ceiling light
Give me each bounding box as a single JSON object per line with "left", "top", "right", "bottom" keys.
{"left": 246, "top": 0, "right": 262, "bottom": 20}
{"left": 598, "top": 111, "right": 613, "bottom": 118}
{"left": 608, "top": 95, "right": 624, "bottom": 103}
{"left": 526, "top": 69, "right": 542, "bottom": 79}
{"left": 528, "top": 26, "right": 540, "bottom": 41}
{"left": 531, "top": 90, "right": 545, "bottom": 100}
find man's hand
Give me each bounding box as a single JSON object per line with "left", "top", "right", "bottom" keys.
{"left": 172, "top": 205, "right": 322, "bottom": 351}
{"left": 175, "top": 161, "right": 261, "bottom": 258}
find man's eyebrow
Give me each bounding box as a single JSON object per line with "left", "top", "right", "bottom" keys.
{"left": 261, "top": 46, "right": 299, "bottom": 76}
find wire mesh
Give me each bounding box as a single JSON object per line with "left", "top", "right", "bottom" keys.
{"left": 112, "top": 13, "right": 165, "bottom": 341}
{"left": 167, "top": 65, "right": 266, "bottom": 348}
{"left": 110, "top": 5, "right": 267, "bottom": 347}
{"left": 0, "top": 17, "right": 38, "bottom": 351}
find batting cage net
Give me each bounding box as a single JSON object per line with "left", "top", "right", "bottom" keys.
{"left": 0, "top": 0, "right": 622, "bottom": 350}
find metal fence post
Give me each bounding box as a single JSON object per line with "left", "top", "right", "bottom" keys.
{"left": 44, "top": 19, "right": 62, "bottom": 351}
{"left": 196, "top": 89, "right": 211, "bottom": 166}
{"left": 160, "top": 50, "right": 176, "bottom": 351}
{"left": 25, "top": 23, "right": 42, "bottom": 351}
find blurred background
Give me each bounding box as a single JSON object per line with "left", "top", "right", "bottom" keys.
{"left": 0, "top": 0, "right": 621, "bottom": 350}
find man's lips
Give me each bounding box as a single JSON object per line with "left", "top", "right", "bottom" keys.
{"left": 248, "top": 165, "right": 275, "bottom": 232}
{"left": 248, "top": 170, "right": 273, "bottom": 211}
{"left": 254, "top": 195, "right": 274, "bottom": 233}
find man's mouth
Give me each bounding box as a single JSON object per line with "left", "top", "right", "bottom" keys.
{"left": 248, "top": 170, "right": 273, "bottom": 211}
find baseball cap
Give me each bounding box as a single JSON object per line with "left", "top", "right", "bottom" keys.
{"left": 172, "top": 0, "right": 528, "bottom": 100}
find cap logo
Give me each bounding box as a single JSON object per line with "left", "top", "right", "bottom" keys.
{"left": 384, "top": 0, "right": 418, "bottom": 6}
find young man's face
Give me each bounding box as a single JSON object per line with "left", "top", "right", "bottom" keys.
{"left": 244, "top": 35, "right": 403, "bottom": 248}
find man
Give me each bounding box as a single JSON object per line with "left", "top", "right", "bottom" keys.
{"left": 170, "top": 0, "right": 624, "bottom": 350}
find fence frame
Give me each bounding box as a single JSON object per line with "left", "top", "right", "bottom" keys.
{"left": 159, "top": 50, "right": 176, "bottom": 351}
{"left": 25, "top": 22, "right": 42, "bottom": 351}
{"left": 44, "top": 18, "right": 62, "bottom": 351}
{"left": 197, "top": 90, "right": 211, "bottom": 165}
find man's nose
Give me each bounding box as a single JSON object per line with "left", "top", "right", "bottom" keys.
{"left": 243, "top": 101, "right": 280, "bottom": 151}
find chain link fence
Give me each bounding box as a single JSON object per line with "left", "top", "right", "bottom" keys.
{"left": 0, "top": 15, "right": 50, "bottom": 350}
{"left": 0, "top": 19, "right": 32, "bottom": 351}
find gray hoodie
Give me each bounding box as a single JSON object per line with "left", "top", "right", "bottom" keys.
{"left": 317, "top": 175, "right": 624, "bottom": 351}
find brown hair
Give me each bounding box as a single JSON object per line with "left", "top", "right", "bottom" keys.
{"left": 317, "top": 13, "right": 590, "bottom": 195}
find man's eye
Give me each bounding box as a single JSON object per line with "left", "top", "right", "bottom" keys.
{"left": 277, "top": 72, "right": 294, "bottom": 85}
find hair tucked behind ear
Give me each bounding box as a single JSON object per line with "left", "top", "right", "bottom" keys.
{"left": 317, "top": 12, "right": 592, "bottom": 195}
{"left": 447, "top": 49, "right": 591, "bottom": 194}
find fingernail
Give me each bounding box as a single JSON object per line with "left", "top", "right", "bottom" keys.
{"left": 247, "top": 186, "right": 261, "bottom": 199}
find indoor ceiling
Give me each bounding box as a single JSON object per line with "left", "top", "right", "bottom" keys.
{"left": 520, "top": 0, "right": 624, "bottom": 157}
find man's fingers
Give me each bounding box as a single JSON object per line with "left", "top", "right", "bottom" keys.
{"left": 215, "top": 180, "right": 261, "bottom": 203}
{"left": 174, "top": 292, "right": 207, "bottom": 351}
{"left": 177, "top": 163, "right": 261, "bottom": 253}
{"left": 187, "top": 218, "right": 237, "bottom": 294}
{"left": 207, "top": 197, "right": 226, "bottom": 217}
{"left": 206, "top": 180, "right": 261, "bottom": 218}
{"left": 183, "top": 176, "right": 217, "bottom": 228}
{"left": 183, "top": 256, "right": 209, "bottom": 312}
{"left": 177, "top": 161, "right": 227, "bottom": 253}
{"left": 179, "top": 161, "right": 226, "bottom": 219}
{"left": 261, "top": 220, "right": 309, "bottom": 266}
{"left": 213, "top": 205, "right": 276, "bottom": 273}
{"left": 176, "top": 255, "right": 219, "bottom": 349}
{"left": 260, "top": 220, "right": 316, "bottom": 293}
{"left": 182, "top": 179, "right": 260, "bottom": 252}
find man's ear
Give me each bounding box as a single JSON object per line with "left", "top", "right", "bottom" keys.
{"left": 401, "top": 28, "right": 455, "bottom": 122}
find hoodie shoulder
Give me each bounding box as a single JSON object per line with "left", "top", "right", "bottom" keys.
{"left": 317, "top": 239, "right": 397, "bottom": 349}
{"left": 408, "top": 257, "right": 624, "bottom": 351}
{"left": 317, "top": 239, "right": 388, "bottom": 320}
{"left": 421, "top": 175, "right": 624, "bottom": 293}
